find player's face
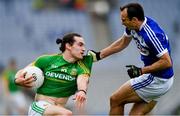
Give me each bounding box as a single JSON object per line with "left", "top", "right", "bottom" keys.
{"left": 120, "top": 8, "right": 136, "bottom": 29}
{"left": 70, "top": 36, "right": 86, "bottom": 60}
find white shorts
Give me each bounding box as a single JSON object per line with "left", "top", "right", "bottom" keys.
{"left": 28, "top": 101, "right": 52, "bottom": 116}
{"left": 130, "top": 74, "right": 174, "bottom": 103}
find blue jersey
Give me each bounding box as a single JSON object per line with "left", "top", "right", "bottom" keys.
{"left": 124, "top": 17, "right": 174, "bottom": 79}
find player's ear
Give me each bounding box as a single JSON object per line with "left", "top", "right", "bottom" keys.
{"left": 132, "top": 17, "right": 138, "bottom": 22}
{"left": 65, "top": 43, "right": 72, "bottom": 50}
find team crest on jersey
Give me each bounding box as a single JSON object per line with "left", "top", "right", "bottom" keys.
{"left": 61, "top": 67, "right": 67, "bottom": 73}
{"left": 70, "top": 68, "right": 77, "bottom": 76}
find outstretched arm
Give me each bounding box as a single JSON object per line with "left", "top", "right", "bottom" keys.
{"left": 100, "top": 35, "right": 132, "bottom": 59}
{"left": 88, "top": 35, "right": 132, "bottom": 62}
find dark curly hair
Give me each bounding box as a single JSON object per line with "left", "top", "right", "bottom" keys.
{"left": 56, "top": 33, "right": 82, "bottom": 52}
{"left": 120, "top": 3, "right": 145, "bottom": 21}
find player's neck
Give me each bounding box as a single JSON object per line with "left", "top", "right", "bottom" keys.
{"left": 131, "top": 21, "right": 143, "bottom": 31}
{"left": 62, "top": 52, "right": 76, "bottom": 63}
{"left": 137, "top": 20, "right": 144, "bottom": 31}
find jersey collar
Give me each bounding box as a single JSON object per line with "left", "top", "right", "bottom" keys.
{"left": 139, "top": 17, "right": 147, "bottom": 31}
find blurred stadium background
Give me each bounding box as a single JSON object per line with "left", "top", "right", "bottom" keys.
{"left": 0, "top": 0, "right": 180, "bottom": 115}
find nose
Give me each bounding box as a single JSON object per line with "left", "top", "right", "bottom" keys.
{"left": 82, "top": 46, "right": 85, "bottom": 51}
{"left": 82, "top": 48, "right": 85, "bottom": 52}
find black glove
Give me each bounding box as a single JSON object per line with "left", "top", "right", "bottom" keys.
{"left": 87, "top": 50, "right": 101, "bottom": 62}
{"left": 126, "top": 65, "right": 142, "bottom": 78}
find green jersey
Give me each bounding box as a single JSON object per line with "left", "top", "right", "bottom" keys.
{"left": 33, "top": 54, "right": 93, "bottom": 97}
{"left": 3, "top": 69, "right": 20, "bottom": 92}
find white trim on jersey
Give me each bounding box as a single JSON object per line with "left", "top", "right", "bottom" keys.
{"left": 139, "top": 17, "right": 147, "bottom": 31}
{"left": 123, "top": 31, "right": 132, "bottom": 38}
{"left": 157, "top": 48, "right": 168, "bottom": 57}
{"left": 144, "top": 24, "right": 164, "bottom": 53}
{"left": 145, "top": 24, "right": 164, "bottom": 50}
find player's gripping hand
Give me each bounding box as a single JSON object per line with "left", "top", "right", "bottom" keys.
{"left": 14, "top": 69, "right": 35, "bottom": 88}
{"left": 73, "top": 90, "right": 87, "bottom": 111}
{"left": 74, "top": 90, "right": 87, "bottom": 102}
{"left": 87, "top": 50, "right": 101, "bottom": 62}
{"left": 126, "top": 65, "right": 142, "bottom": 78}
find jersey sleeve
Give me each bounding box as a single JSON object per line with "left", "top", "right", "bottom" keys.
{"left": 77, "top": 55, "right": 93, "bottom": 76}
{"left": 145, "top": 32, "right": 168, "bottom": 58}
{"left": 32, "top": 55, "right": 51, "bottom": 70}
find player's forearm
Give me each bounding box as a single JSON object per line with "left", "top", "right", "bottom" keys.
{"left": 100, "top": 46, "right": 124, "bottom": 59}
{"left": 142, "top": 53, "right": 172, "bottom": 74}
{"left": 100, "top": 36, "right": 131, "bottom": 59}
{"left": 77, "top": 75, "right": 89, "bottom": 92}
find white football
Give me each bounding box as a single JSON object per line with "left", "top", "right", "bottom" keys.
{"left": 23, "top": 66, "right": 44, "bottom": 90}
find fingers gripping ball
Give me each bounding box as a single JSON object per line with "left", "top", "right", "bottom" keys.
{"left": 23, "top": 66, "right": 44, "bottom": 90}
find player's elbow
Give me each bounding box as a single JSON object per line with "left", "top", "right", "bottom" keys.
{"left": 161, "top": 53, "right": 173, "bottom": 69}
{"left": 165, "top": 58, "right": 172, "bottom": 69}
{"left": 167, "top": 60, "right": 172, "bottom": 68}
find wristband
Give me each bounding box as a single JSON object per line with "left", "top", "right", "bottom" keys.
{"left": 95, "top": 52, "right": 101, "bottom": 61}
{"left": 78, "top": 89, "right": 87, "bottom": 95}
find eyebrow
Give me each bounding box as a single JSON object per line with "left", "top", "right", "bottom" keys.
{"left": 80, "top": 42, "right": 85, "bottom": 45}
{"left": 76, "top": 41, "right": 85, "bottom": 45}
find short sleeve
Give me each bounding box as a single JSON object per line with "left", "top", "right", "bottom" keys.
{"left": 145, "top": 33, "right": 168, "bottom": 58}
{"left": 32, "top": 55, "right": 50, "bottom": 70}
{"left": 77, "top": 55, "right": 93, "bottom": 76}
